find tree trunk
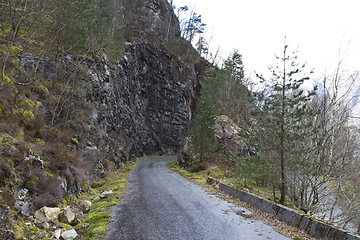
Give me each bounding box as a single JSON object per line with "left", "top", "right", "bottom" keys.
{"left": 280, "top": 39, "right": 287, "bottom": 205}
{"left": 329, "top": 130, "right": 348, "bottom": 222}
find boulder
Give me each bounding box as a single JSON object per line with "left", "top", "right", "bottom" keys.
{"left": 71, "top": 207, "right": 83, "bottom": 220}
{"left": 78, "top": 200, "right": 91, "bottom": 213}
{"left": 18, "top": 201, "right": 32, "bottom": 217}
{"left": 59, "top": 206, "right": 75, "bottom": 224}
{"left": 60, "top": 229, "right": 78, "bottom": 240}
{"left": 16, "top": 188, "right": 29, "bottom": 201}
{"left": 34, "top": 206, "right": 61, "bottom": 223}
{"left": 100, "top": 190, "right": 114, "bottom": 198}
{"left": 15, "top": 188, "right": 32, "bottom": 217}
{"left": 214, "top": 115, "right": 256, "bottom": 157}
{"left": 54, "top": 229, "right": 61, "bottom": 239}
{"left": 43, "top": 221, "right": 50, "bottom": 229}
{"left": 224, "top": 125, "right": 238, "bottom": 138}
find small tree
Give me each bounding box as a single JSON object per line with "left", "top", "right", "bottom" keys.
{"left": 181, "top": 11, "right": 206, "bottom": 43}
{"left": 255, "top": 40, "right": 317, "bottom": 204}
{"left": 195, "top": 35, "right": 209, "bottom": 57}
{"left": 189, "top": 76, "right": 216, "bottom": 163}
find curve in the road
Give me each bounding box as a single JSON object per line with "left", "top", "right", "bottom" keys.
{"left": 107, "top": 156, "right": 290, "bottom": 240}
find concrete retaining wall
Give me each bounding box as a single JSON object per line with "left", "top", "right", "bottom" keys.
{"left": 207, "top": 178, "right": 360, "bottom": 240}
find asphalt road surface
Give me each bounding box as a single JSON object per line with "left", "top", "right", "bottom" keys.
{"left": 107, "top": 156, "right": 290, "bottom": 240}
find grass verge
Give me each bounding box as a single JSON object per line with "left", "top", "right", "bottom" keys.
{"left": 76, "top": 161, "right": 137, "bottom": 240}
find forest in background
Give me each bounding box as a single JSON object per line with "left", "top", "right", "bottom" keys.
{"left": 170, "top": 0, "right": 360, "bottom": 233}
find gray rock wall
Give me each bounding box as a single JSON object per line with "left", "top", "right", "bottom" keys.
{"left": 83, "top": 42, "right": 206, "bottom": 167}
{"left": 121, "top": 0, "right": 181, "bottom": 42}
{"left": 72, "top": 0, "right": 208, "bottom": 169}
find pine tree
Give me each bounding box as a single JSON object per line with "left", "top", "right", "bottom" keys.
{"left": 189, "top": 76, "right": 216, "bottom": 163}
{"left": 256, "top": 39, "right": 317, "bottom": 204}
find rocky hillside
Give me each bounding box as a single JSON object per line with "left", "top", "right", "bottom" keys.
{"left": 0, "top": 0, "right": 208, "bottom": 228}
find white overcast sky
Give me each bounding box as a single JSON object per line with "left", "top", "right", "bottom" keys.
{"left": 171, "top": 0, "right": 360, "bottom": 77}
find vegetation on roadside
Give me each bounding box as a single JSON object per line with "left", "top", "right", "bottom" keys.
{"left": 7, "top": 160, "right": 136, "bottom": 239}
{"left": 79, "top": 161, "right": 136, "bottom": 240}
{"left": 167, "top": 161, "right": 317, "bottom": 240}
{"left": 184, "top": 40, "right": 360, "bottom": 230}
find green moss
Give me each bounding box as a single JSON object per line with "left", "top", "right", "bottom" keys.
{"left": 78, "top": 161, "right": 138, "bottom": 240}
{"left": 71, "top": 138, "right": 79, "bottom": 145}
{"left": 14, "top": 98, "right": 42, "bottom": 121}
{"left": 90, "top": 225, "right": 107, "bottom": 235}
{"left": 217, "top": 115, "right": 231, "bottom": 122}
{"left": 27, "top": 225, "right": 41, "bottom": 235}
{"left": 0, "top": 128, "right": 24, "bottom": 146}
{"left": 86, "top": 212, "right": 111, "bottom": 224}
{"left": 11, "top": 217, "right": 28, "bottom": 240}
{"left": 1, "top": 73, "right": 15, "bottom": 85}
{"left": 17, "top": 129, "right": 25, "bottom": 142}
{"left": 0, "top": 105, "right": 6, "bottom": 118}
{"left": 0, "top": 42, "right": 23, "bottom": 55}
{"left": 13, "top": 223, "right": 25, "bottom": 239}
{"left": 74, "top": 222, "right": 89, "bottom": 231}
{"left": 61, "top": 224, "right": 72, "bottom": 231}
{"left": 22, "top": 110, "right": 35, "bottom": 120}
{"left": 0, "top": 133, "right": 17, "bottom": 146}
{"left": 45, "top": 171, "right": 54, "bottom": 177}
{"left": 33, "top": 83, "right": 50, "bottom": 94}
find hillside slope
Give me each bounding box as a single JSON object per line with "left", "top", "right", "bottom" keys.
{"left": 0, "top": 0, "right": 208, "bottom": 230}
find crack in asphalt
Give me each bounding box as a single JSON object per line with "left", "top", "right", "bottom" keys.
{"left": 107, "top": 156, "right": 290, "bottom": 240}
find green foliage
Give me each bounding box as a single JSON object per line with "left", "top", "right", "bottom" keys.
{"left": 223, "top": 50, "right": 245, "bottom": 82}
{"left": 236, "top": 154, "right": 275, "bottom": 187}
{"left": 49, "top": 0, "right": 114, "bottom": 53}
{"left": 189, "top": 76, "right": 216, "bottom": 162}
{"left": 206, "top": 51, "right": 252, "bottom": 124}
{"left": 188, "top": 50, "right": 252, "bottom": 166}
{"left": 253, "top": 41, "right": 319, "bottom": 204}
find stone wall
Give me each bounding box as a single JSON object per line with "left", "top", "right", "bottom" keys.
{"left": 207, "top": 178, "right": 360, "bottom": 240}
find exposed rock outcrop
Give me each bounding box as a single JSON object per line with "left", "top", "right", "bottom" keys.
{"left": 56, "top": 0, "right": 209, "bottom": 175}
{"left": 34, "top": 206, "right": 61, "bottom": 224}
{"left": 83, "top": 42, "right": 205, "bottom": 164}
{"left": 121, "top": 0, "right": 181, "bottom": 43}
{"left": 214, "top": 115, "right": 256, "bottom": 157}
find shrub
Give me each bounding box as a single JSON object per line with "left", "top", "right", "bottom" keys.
{"left": 0, "top": 187, "right": 15, "bottom": 207}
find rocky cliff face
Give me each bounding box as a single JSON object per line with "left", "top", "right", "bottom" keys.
{"left": 121, "top": 0, "right": 181, "bottom": 42}
{"left": 70, "top": 0, "right": 208, "bottom": 169}
{"left": 83, "top": 41, "right": 206, "bottom": 167}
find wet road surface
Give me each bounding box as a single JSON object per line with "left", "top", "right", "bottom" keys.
{"left": 107, "top": 156, "right": 290, "bottom": 240}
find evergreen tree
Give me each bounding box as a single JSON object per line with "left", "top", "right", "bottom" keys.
{"left": 189, "top": 75, "right": 216, "bottom": 162}
{"left": 223, "top": 50, "right": 245, "bottom": 82}
{"left": 255, "top": 40, "right": 317, "bottom": 204}
{"left": 209, "top": 51, "right": 251, "bottom": 124}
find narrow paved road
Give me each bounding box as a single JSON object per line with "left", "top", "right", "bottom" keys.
{"left": 107, "top": 156, "right": 290, "bottom": 240}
